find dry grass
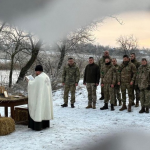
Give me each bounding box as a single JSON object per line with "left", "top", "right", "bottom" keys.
{"left": 0, "top": 117, "right": 15, "bottom": 136}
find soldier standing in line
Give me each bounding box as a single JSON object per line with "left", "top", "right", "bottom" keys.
{"left": 83, "top": 57, "right": 100, "bottom": 109}
{"left": 100, "top": 57, "right": 116, "bottom": 111}
{"left": 98, "top": 51, "right": 111, "bottom": 100}
{"left": 135, "top": 58, "right": 150, "bottom": 113}
{"left": 118, "top": 55, "right": 137, "bottom": 112}
{"left": 61, "top": 58, "right": 80, "bottom": 108}
{"left": 130, "top": 53, "right": 141, "bottom": 107}
{"left": 112, "top": 58, "right": 122, "bottom": 106}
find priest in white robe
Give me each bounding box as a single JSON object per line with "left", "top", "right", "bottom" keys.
{"left": 28, "top": 65, "right": 53, "bottom": 131}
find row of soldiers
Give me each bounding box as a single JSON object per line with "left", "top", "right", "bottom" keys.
{"left": 61, "top": 51, "right": 150, "bottom": 113}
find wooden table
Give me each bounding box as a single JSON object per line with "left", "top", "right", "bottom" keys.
{"left": 0, "top": 96, "right": 28, "bottom": 120}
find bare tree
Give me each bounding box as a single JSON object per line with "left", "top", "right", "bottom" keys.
{"left": 0, "top": 26, "right": 31, "bottom": 87}
{"left": 16, "top": 36, "right": 42, "bottom": 83}
{"left": 35, "top": 24, "right": 97, "bottom": 89}
{"left": 0, "top": 23, "right": 42, "bottom": 87}
{"left": 116, "top": 35, "right": 138, "bottom": 55}
{"left": 55, "top": 25, "right": 95, "bottom": 74}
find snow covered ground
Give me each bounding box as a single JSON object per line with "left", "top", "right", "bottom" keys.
{"left": 1, "top": 80, "right": 150, "bottom": 150}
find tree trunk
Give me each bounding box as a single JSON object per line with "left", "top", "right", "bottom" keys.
{"left": 9, "top": 55, "right": 14, "bottom": 87}
{"left": 16, "top": 40, "right": 42, "bottom": 83}
{"left": 57, "top": 45, "right": 66, "bottom": 74}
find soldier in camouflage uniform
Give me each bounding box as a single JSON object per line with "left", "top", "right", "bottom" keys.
{"left": 130, "top": 53, "right": 141, "bottom": 107}
{"left": 112, "top": 58, "right": 122, "bottom": 106}
{"left": 135, "top": 58, "right": 150, "bottom": 113}
{"left": 98, "top": 51, "right": 111, "bottom": 100}
{"left": 61, "top": 58, "right": 80, "bottom": 108}
{"left": 83, "top": 57, "right": 100, "bottom": 109}
{"left": 100, "top": 57, "right": 116, "bottom": 111}
{"left": 118, "top": 55, "right": 137, "bottom": 112}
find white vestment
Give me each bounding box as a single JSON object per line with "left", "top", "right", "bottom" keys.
{"left": 28, "top": 72, "right": 53, "bottom": 122}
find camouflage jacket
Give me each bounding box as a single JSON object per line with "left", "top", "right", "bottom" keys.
{"left": 131, "top": 59, "right": 141, "bottom": 69}
{"left": 118, "top": 62, "right": 137, "bottom": 83}
{"left": 135, "top": 65, "right": 150, "bottom": 90}
{"left": 62, "top": 63, "right": 80, "bottom": 85}
{"left": 114, "top": 64, "right": 120, "bottom": 83}
{"left": 98, "top": 56, "right": 111, "bottom": 71}
{"left": 101, "top": 63, "right": 116, "bottom": 85}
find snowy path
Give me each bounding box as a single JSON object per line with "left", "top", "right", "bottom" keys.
{"left": 1, "top": 80, "right": 150, "bottom": 150}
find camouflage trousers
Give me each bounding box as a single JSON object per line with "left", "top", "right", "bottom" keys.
{"left": 140, "top": 89, "right": 150, "bottom": 107}
{"left": 104, "top": 84, "right": 115, "bottom": 104}
{"left": 64, "top": 84, "right": 76, "bottom": 104}
{"left": 100, "top": 79, "right": 104, "bottom": 95}
{"left": 86, "top": 83, "right": 97, "bottom": 105}
{"left": 114, "top": 85, "right": 121, "bottom": 101}
{"left": 101, "top": 86, "right": 104, "bottom": 95}
{"left": 132, "top": 84, "right": 140, "bottom": 102}
{"left": 121, "top": 83, "right": 132, "bottom": 103}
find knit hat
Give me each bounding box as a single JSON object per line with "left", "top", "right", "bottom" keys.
{"left": 35, "top": 65, "right": 43, "bottom": 71}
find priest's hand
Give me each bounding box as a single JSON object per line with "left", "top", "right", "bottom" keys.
{"left": 118, "top": 82, "right": 120, "bottom": 85}
{"left": 75, "top": 83, "right": 78, "bottom": 86}
{"left": 101, "top": 84, "right": 104, "bottom": 87}
{"left": 62, "top": 83, "right": 65, "bottom": 86}
{"left": 96, "top": 83, "right": 99, "bottom": 86}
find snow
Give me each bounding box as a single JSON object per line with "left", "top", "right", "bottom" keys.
{"left": 1, "top": 80, "right": 150, "bottom": 150}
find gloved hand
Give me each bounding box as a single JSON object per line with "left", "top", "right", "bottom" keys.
{"left": 147, "top": 85, "right": 150, "bottom": 90}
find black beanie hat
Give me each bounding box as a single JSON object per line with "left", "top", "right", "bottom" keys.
{"left": 35, "top": 65, "right": 43, "bottom": 71}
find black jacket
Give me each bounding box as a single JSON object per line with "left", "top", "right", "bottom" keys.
{"left": 83, "top": 63, "right": 100, "bottom": 84}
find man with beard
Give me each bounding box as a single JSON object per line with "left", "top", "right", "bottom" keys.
{"left": 100, "top": 57, "right": 116, "bottom": 111}
{"left": 118, "top": 55, "right": 137, "bottom": 112}
{"left": 135, "top": 58, "right": 150, "bottom": 113}
{"left": 98, "top": 51, "right": 111, "bottom": 100}
{"left": 130, "top": 53, "right": 141, "bottom": 107}
{"left": 112, "top": 58, "right": 122, "bottom": 106}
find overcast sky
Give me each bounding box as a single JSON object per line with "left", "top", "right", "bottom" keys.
{"left": 0, "top": 0, "right": 150, "bottom": 48}
{"left": 92, "top": 11, "right": 150, "bottom": 48}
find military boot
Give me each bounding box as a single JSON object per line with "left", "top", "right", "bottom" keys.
{"left": 139, "top": 106, "right": 145, "bottom": 113}
{"left": 92, "top": 103, "right": 96, "bottom": 109}
{"left": 99, "top": 94, "right": 104, "bottom": 100}
{"left": 100, "top": 103, "right": 108, "bottom": 110}
{"left": 128, "top": 103, "right": 132, "bottom": 112}
{"left": 119, "top": 102, "right": 127, "bottom": 111}
{"left": 86, "top": 104, "right": 92, "bottom": 109}
{"left": 114, "top": 101, "right": 117, "bottom": 106}
{"left": 145, "top": 107, "right": 149, "bottom": 113}
{"left": 61, "top": 103, "right": 68, "bottom": 107}
{"left": 71, "top": 104, "right": 75, "bottom": 108}
{"left": 111, "top": 104, "right": 115, "bottom": 111}
{"left": 119, "top": 100, "right": 122, "bottom": 106}
{"left": 135, "top": 100, "right": 139, "bottom": 107}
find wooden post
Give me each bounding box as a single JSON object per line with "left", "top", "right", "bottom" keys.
{"left": 4, "top": 106, "right": 8, "bottom": 117}
{"left": 11, "top": 106, "right": 15, "bottom": 119}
